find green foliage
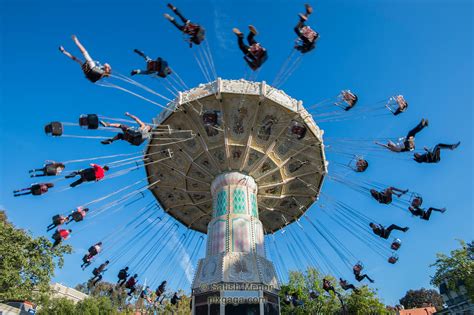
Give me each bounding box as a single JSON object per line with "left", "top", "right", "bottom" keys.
{"left": 75, "top": 296, "right": 117, "bottom": 315}
{"left": 399, "top": 288, "right": 444, "bottom": 311}
{"left": 37, "top": 296, "right": 126, "bottom": 315}
{"left": 0, "top": 211, "right": 72, "bottom": 302}
{"left": 75, "top": 281, "right": 128, "bottom": 310}
{"left": 37, "top": 297, "right": 76, "bottom": 315}
{"left": 430, "top": 240, "right": 474, "bottom": 302}
{"left": 345, "top": 285, "right": 388, "bottom": 314}
{"left": 162, "top": 290, "right": 191, "bottom": 314}
{"left": 279, "top": 267, "right": 388, "bottom": 314}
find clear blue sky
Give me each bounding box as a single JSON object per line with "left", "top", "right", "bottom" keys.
{"left": 0, "top": 0, "right": 472, "bottom": 306}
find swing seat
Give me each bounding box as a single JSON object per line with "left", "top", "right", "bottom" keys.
{"left": 203, "top": 111, "right": 218, "bottom": 126}
{"left": 289, "top": 122, "right": 307, "bottom": 140}
{"left": 301, "top": 26, "right": 318, "bottom": 42}
{"left": 353, "top": 262, "right": 364, "bottom": 274}
{"left": 410, "top": 195, "right": 423, "bottom": 207}
{"left": 81, "top": 168, "right": 97, "bottom": 181}
{"left": 31, "top": 184, "right": 44, "bottom": 195}
{"left": 124, "top": 129, "right": 146, "bottom": 146}
{"left": 388, "top": 256, "right": 398, "bottom": 264}
{"left": 45, "top": 163, "right": 64, "bottom": 176}
{"left": 45, "top": 122, "right": 63, "bottom": 136}
{"left": 79, "top": 114, "right": 99, "bottom": 130}
{"left": 391, "top": 238, "right": 402, "bottom": 250}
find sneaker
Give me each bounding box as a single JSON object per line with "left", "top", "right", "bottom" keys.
{"left": 299, "top": 13, "right": 308, "bottom": 21}
{"left": 305, "top": 3, "right": 313, "bottom": 14}
{"left": 452, "top": 141, "right": 461, "bottom": 149}
{"left": 163, "top": 13, "right": 174, "bottom": 21}
{"left": 167, "top": 3, "right": 176, "bottom": 11}
{"left": 248, "top": 25, "right": 258, "bottom": 35}
{"left": 440, "top": 208, "right": 447, "bottom": 213}
{"left": 59, "top": 46, "right": 65, "bottom": 53}
{"left": 101, "top": 139, "right": 112, "bottom": 145}
{"left": 402, "top": 227, "right": 410, "bottom": 232}
{"left": 232, "top": 28, "right": 243, "bottom": 36}
{"left": 130, "top": 70, "right": 139, "bottom": 76}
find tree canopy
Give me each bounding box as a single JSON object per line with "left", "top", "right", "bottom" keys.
{"left": 279, "top": 267, "right": 389, "bottom": 314}
{"left": 399, "top": 288, "right": 444, "bottom": 311}
{"left": 0, "top": 210, "right": 72, "bottom": 302}
{"left": 430, "top": 240, "right": 474, "bottom": 302}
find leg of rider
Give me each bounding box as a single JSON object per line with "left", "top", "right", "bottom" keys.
{"left": 173, "top": 7, "right": 189, "bottom": 24}
{"left": 294, "top": 21, "right": 304, "bottom": 37}
{"left": 31, "top": 168, "right": 46, "bottom": 175}
{"left": 435, "top": 143, "right": 459, "bottom": 150}
{"left": 247, "top": 32, "right": 257, "bottom": 46}
{"left": 107, "top": 123, "right": 123, "bottom": 129}
{"left": 31, "top": 172, "right": 46, "bottom": 177}
{"left": 133, "top": 49, "right": 152, "bottom": 62}
{"left": 237, "top": 36, "right": 250, "bottom": 55}
{"left": 390, "top": 187, "right": 407, "bottom": 197}
{"left": 386, "top": 224, "right": 407, "bottom": 235}
{"left": 65, "top": 171, "right": 78, "bottom": 178}
{"left": 406, "top": 120, "right": 426, "bottom": 139}
{"left": 60, "top": 48, "right": 83, "bottom": 66}
{"left": 14, "top": 191, "right": 32, "bottom": 197}
{"left": 70, "top": 178, "right": 84, "bottom": 188}
{"left": 169, "top": 18, "right": 185, "bottom": 31}
{"left": 423, "top": 208, "right": 433, "bottom": 220}
{"left": 73, "top": 36, "right": 96, "bottom": 71}
{"left": 93, "top": 275, "right": 102, "bottom": 285}
{"left": 133, "top": 69, "right": 153, "bottom": 75}
{"left": 426, "top": 207, "right": 445, "bottom": 220}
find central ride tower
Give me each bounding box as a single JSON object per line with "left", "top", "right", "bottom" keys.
{"left": 145, "top": 78, "right": 327, "bottom": 315}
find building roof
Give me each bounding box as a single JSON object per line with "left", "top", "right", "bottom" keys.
{"left": 398, "top": 306, "right": 437, "bottom": 315}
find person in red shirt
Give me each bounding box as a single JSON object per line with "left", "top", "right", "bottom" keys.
{"left": 13, "top": 183, "right": 54, "bottom": 197}
{"left": 51, "top": 228, "right": 72, "bottom": 248}
{"left": 81, "top": 242, "right": 102, "bottom": 269}
{"left": 66, "top": 164, "right": 109, "bottom": 187}
{"left": 66, "top": 207, "right": 90, "bottom": 224}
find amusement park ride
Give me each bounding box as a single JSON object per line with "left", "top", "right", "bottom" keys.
{"left": 10, "top": 2, "right": 461, "bottom": 314}
{"left": 145, "top": 79, "right": 326, "bottom": 314}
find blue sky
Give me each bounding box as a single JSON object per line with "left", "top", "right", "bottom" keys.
{"left": 1, "top": 0, "right": 472, "bottom": 306}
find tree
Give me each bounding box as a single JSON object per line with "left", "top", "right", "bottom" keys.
{"left": 399, "top": 288, "right": 444, "bottom": 311}
{"left": 345, "top": 285, "right": 388, "bottom": 314}
{"left": 279, "top": 267, "right": 389, "bottom": 314}
{"left": 430, "top": 240, "right": 474, "bottom": 302}
{"left": 279, "top": 268, "right": 341, "bottom": 314}
{"left": 36, "top": 297, "right": 76, "bottom": 315}
{"left": 75, "top": 296, "right": 117, "bottom": 314}
{"left": 75, "top": 281, "right": 128, "bottom": 310}
{"left": 162, "top": 290, "right": 191, "bottom": 314}
{"left": 0, "top": 211, "right": 72, "bottom": 302}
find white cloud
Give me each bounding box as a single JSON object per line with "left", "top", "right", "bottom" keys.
{"left": 213, "top": 7, "right": 235, "bottom": 52}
